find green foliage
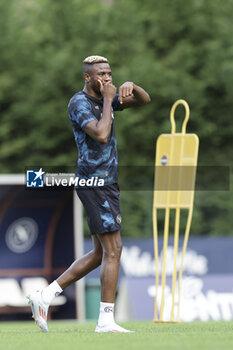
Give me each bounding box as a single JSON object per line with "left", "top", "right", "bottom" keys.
{"left": 0, "top": 0, "right": 232, "bottom": 237}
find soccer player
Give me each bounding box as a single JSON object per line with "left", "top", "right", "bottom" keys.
{"left": 27, "top": 55, "right": 151, "bottom": 333}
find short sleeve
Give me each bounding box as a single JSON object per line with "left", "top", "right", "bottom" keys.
{"left": 112, "top": 94, "right": 123, "bottom": 111}
{"left": 69, "top": 98, "right": 97, "bottom": 130}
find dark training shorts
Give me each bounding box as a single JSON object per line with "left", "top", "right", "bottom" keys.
{"left": 76, "top": 183, "right": 122, "bottom": 235}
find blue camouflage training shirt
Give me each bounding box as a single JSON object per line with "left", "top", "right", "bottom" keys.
{"left": 68, "top": 91, "right": 122, "bottom": 186}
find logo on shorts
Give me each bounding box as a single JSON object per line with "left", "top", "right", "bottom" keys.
{"left": 116, "top": 214, "right": 122, "bottom": 224}
{"left": 104, "top": 306, "right": 114, "bottom": 313}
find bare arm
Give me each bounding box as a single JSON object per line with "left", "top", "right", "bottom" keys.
{"left": 84, "top": 81, "right": 116, "bottom": 143}
{"left": 119, "top": 82, "right": 151, "bottom": 109}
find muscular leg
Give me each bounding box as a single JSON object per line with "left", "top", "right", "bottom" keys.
{"left": 97, "top": 230, "right": 122, "bottom": 303}
{"left": 57, "top": 235, "right": 103, "bottom": 290}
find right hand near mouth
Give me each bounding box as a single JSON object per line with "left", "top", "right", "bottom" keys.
{"left": 98, "top": 80, "right": 116, "bottom": 100}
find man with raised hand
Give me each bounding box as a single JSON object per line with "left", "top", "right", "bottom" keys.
{"left": 27, "top": 55, "right": 150, "bottom": 333}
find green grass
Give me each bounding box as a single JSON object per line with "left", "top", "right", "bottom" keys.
{"left": 0, "top": 320, "right": 233, "bottom": 350}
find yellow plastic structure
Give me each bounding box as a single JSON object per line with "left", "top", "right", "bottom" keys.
{"left": 153, "top": 99, "right": 199, "bottom": 323}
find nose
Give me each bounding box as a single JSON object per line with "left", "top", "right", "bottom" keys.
{"left": 103, "top": 74, "right": 111, "bottom": 82}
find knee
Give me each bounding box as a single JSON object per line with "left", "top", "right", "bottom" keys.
{"left": 104, "top": 242, "right": 122, "bottom": 262}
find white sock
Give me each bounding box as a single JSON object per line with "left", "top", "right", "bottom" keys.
{"left": 42, "top": 280, "right": 63, "bottom": 304}
{"left": 97, "top": 302, "right": 115, "bottom": 326}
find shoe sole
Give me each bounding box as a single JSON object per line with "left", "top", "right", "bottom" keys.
{"left": 95, "top": 326, "right": 134, "bottom": 333}
{"left": 95, "top": 329, "right": 121, "bottom": 333}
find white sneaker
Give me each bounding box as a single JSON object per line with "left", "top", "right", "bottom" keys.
{"left": 27, "top": 290, "right": 49, "bottom": 333}
{"left": 95, "top": 322, "right": 134, "bottom": 333}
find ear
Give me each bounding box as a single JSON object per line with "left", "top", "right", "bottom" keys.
{"left": 84, "top": 73, "right": 90, "bottom": 82}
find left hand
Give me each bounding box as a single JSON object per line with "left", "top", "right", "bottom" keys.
{"left": 119, "top": 82, "right": 134, "bottom": 104}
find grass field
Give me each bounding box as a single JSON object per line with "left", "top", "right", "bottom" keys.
{"left": 0, "top": 320, "right": 233, "bottom": 350}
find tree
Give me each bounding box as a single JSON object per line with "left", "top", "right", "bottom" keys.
{"left": 0, "top": 0, "right": 232, "bottom": 237}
